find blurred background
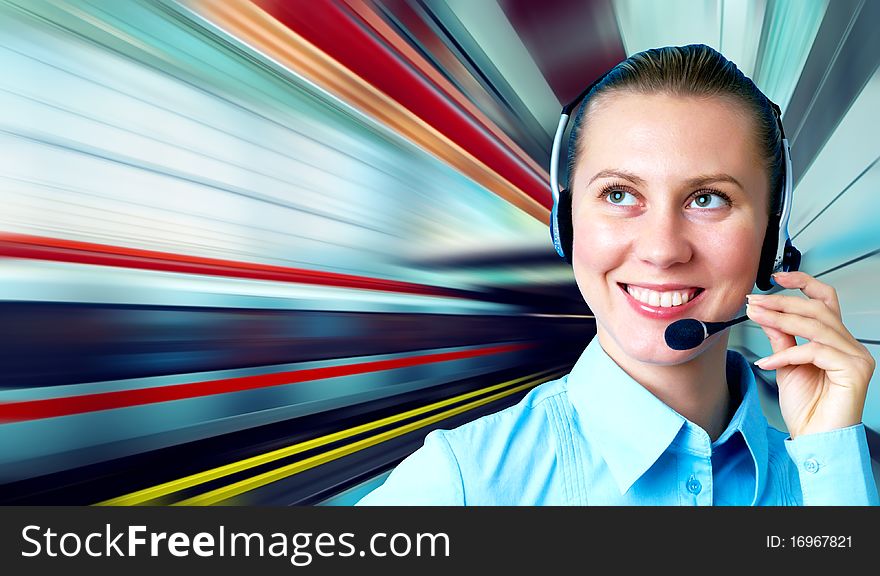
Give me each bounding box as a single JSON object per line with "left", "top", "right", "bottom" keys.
{"left": 0, "top": 0, "right": 877, "bottom": 505}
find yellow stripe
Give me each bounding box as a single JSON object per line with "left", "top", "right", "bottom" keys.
{"left": 97, "top": 367, "right": 562, "bottom": 506}
{"left": 176, "top": 372, "right": 558, "bottom": 505}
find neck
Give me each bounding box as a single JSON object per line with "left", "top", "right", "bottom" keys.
{"left": 597, "top": 327, "right": 732, "bottom": 442}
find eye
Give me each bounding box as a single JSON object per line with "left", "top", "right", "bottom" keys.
{"left": 603, "top": 189, "right": 638, "bottom": 206}
{"left": 687, "top": 192, "right": 729, "bottom": 209}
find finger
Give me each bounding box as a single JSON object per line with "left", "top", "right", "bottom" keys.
{"left": 746, "top": 292, "right": 850, "bottom": 342}
{"left": 754, "top": 341, "right": 854, "bottom": 375}
{"left": 745, "top": 302, "right": 863, "bottom": 356}
{"left": 771, "top": 271, "right": 841, "bottom": 317}
{"left": 752, "top": 306, "right": 795, "bottom": 357}
{"left": 756, "top": 318, "right": 796, "bottom": 356}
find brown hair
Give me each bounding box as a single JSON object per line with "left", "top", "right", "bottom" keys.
{"left": 567, "top": 44, "right": 783, "bottom": 214}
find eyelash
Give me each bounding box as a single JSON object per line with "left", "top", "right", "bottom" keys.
{"left": 596, "top": 181, "right": 733, "bottom": 208}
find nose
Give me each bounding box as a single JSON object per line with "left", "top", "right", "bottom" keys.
{"left": 633, "top": 208, "right": 694, "bottom": 268}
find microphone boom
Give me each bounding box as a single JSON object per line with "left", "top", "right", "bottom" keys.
{"left": 665, "top": 315, "right": 749, "bottom": 350}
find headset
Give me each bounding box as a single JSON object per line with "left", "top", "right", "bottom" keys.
{"left": 549, "top": 70, "right": 801, "bottom": 292}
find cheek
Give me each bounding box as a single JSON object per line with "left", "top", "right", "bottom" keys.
{"left": 570, "top": 215, "right": 629, "bottom": 310}
{"left": 571, "top": 217, "right": 626, "bottom": 274}
{"left": 703, "top": 220, "right": 766, "bottom": 283}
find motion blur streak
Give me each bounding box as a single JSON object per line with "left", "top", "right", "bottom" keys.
{"left": 2, "top": 0, "right": 877, "bottom": 504}
{"left": 0, "top": 343, "right": 532, "bottom": 422}
{"left": 98, "top": 367, "right": 563, "bottom": 506}
{"left": 183, "top": 0, "right": 551, "bottom": 220}
{"left": 0, "top": 232, "right": 472, "bottom": 299}
{"left": 341, "top": 0, "right": 550, "bottom": 181}
{"left": 252, "top": 0, "right": 551, "bottom": 205}
{"left": 175, "top": 369, "right": 558, "bottom": 506}
{"left": 0, "top": 0, "right": 590, "bottom": 504}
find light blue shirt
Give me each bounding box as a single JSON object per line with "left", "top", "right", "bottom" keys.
{"left": 357, "top": 336, "right": 879, "bottom": 506}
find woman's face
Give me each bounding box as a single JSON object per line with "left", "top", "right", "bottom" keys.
{"left": 570, "top": 92, "right": 770, "bottom": 365}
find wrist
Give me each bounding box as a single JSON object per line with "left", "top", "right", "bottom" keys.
{"left": 789, "top": 420, "right": 862, "bottom": 440}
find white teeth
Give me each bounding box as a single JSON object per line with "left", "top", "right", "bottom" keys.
{"left": 625, "top": 285, "right": 698, "bottom": 308}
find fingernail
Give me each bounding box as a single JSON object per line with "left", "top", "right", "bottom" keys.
{"left": 770, "top": 276, "right": 779, "bottom": 287}
{"left": 747, "top": 294, "right": 765, "bottom": 302}
{"left": 754, "top": 357, "right": 768, "bottom": 367}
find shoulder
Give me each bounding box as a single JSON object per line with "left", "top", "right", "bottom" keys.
{"left": 356, "top": 374, "right": 571, "bottom": 505}
{"left": 443, "top": 373, "right": 570, "bottom": 449}
{"left": 356, "top": 424, "right": 464, "bottom": 505}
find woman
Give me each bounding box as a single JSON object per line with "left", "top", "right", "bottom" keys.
{"left": 357, "top": 45, "right": 878, "bottom": 505}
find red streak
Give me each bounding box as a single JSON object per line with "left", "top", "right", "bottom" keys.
{"left": 0, "top": 343, "right": 532, "bottom": 422}
{"left": 0, "top": 232, "right": 469, "bottom": 299}
{"left": 254, "top": 0, "right": 551, "bottom": 210}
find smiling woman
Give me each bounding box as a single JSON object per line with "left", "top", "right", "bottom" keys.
{"left": 570, "top": 92, "right": 770, "bottom": 435}
{"left": 357, "top": 45, "right": 879, "bottom": 506}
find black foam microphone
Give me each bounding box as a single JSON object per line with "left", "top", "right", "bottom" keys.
{"left": 664, "top": 315, "right": 749, "bottom": 350}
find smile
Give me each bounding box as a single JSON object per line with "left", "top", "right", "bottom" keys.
{"left": 617, "top": 283, "right": 705, "bottom": 318}
{"left": 624, "top": 284, "right": 702, "bottom": 307}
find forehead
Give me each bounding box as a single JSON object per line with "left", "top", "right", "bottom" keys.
{"left": 575, "top": 92, "right": 764, "bottom": 182}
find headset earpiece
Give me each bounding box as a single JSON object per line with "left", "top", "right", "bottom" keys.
{"left": 550, "top": 188, "right": 573, "bottom": 263}
{"left": 755, "top": 213, "right": 781, "bottom": 291}
{"left": 753, "top": 111, "right": 800, "bottom": 291}
{"left": 784, "top": 239, "right": 802, "bottom": 272}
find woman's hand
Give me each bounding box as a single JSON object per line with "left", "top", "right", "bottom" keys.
{"left": 745, "top": 271, "right": 875, "bottom": 439}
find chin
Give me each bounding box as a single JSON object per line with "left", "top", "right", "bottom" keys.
{"left": 600, "top": 323, "right": 717, "bottom": 366}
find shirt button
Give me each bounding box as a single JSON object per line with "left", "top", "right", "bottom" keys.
{"left": 686, "top": 474, "right": 702, "bottom": 494}
{"left": 803, "top": 457, "right": 820, "bottom": 474}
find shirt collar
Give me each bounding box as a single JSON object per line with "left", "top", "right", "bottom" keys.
{"left": 567, "top": 337, "right": 769, "bottom": 503}
{"left": 722, "top": 350, "right": 769, "bottom": 506}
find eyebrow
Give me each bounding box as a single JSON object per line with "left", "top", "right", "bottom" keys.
{"left": 588, "top": 170, "right": 744, "bottom": 190}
